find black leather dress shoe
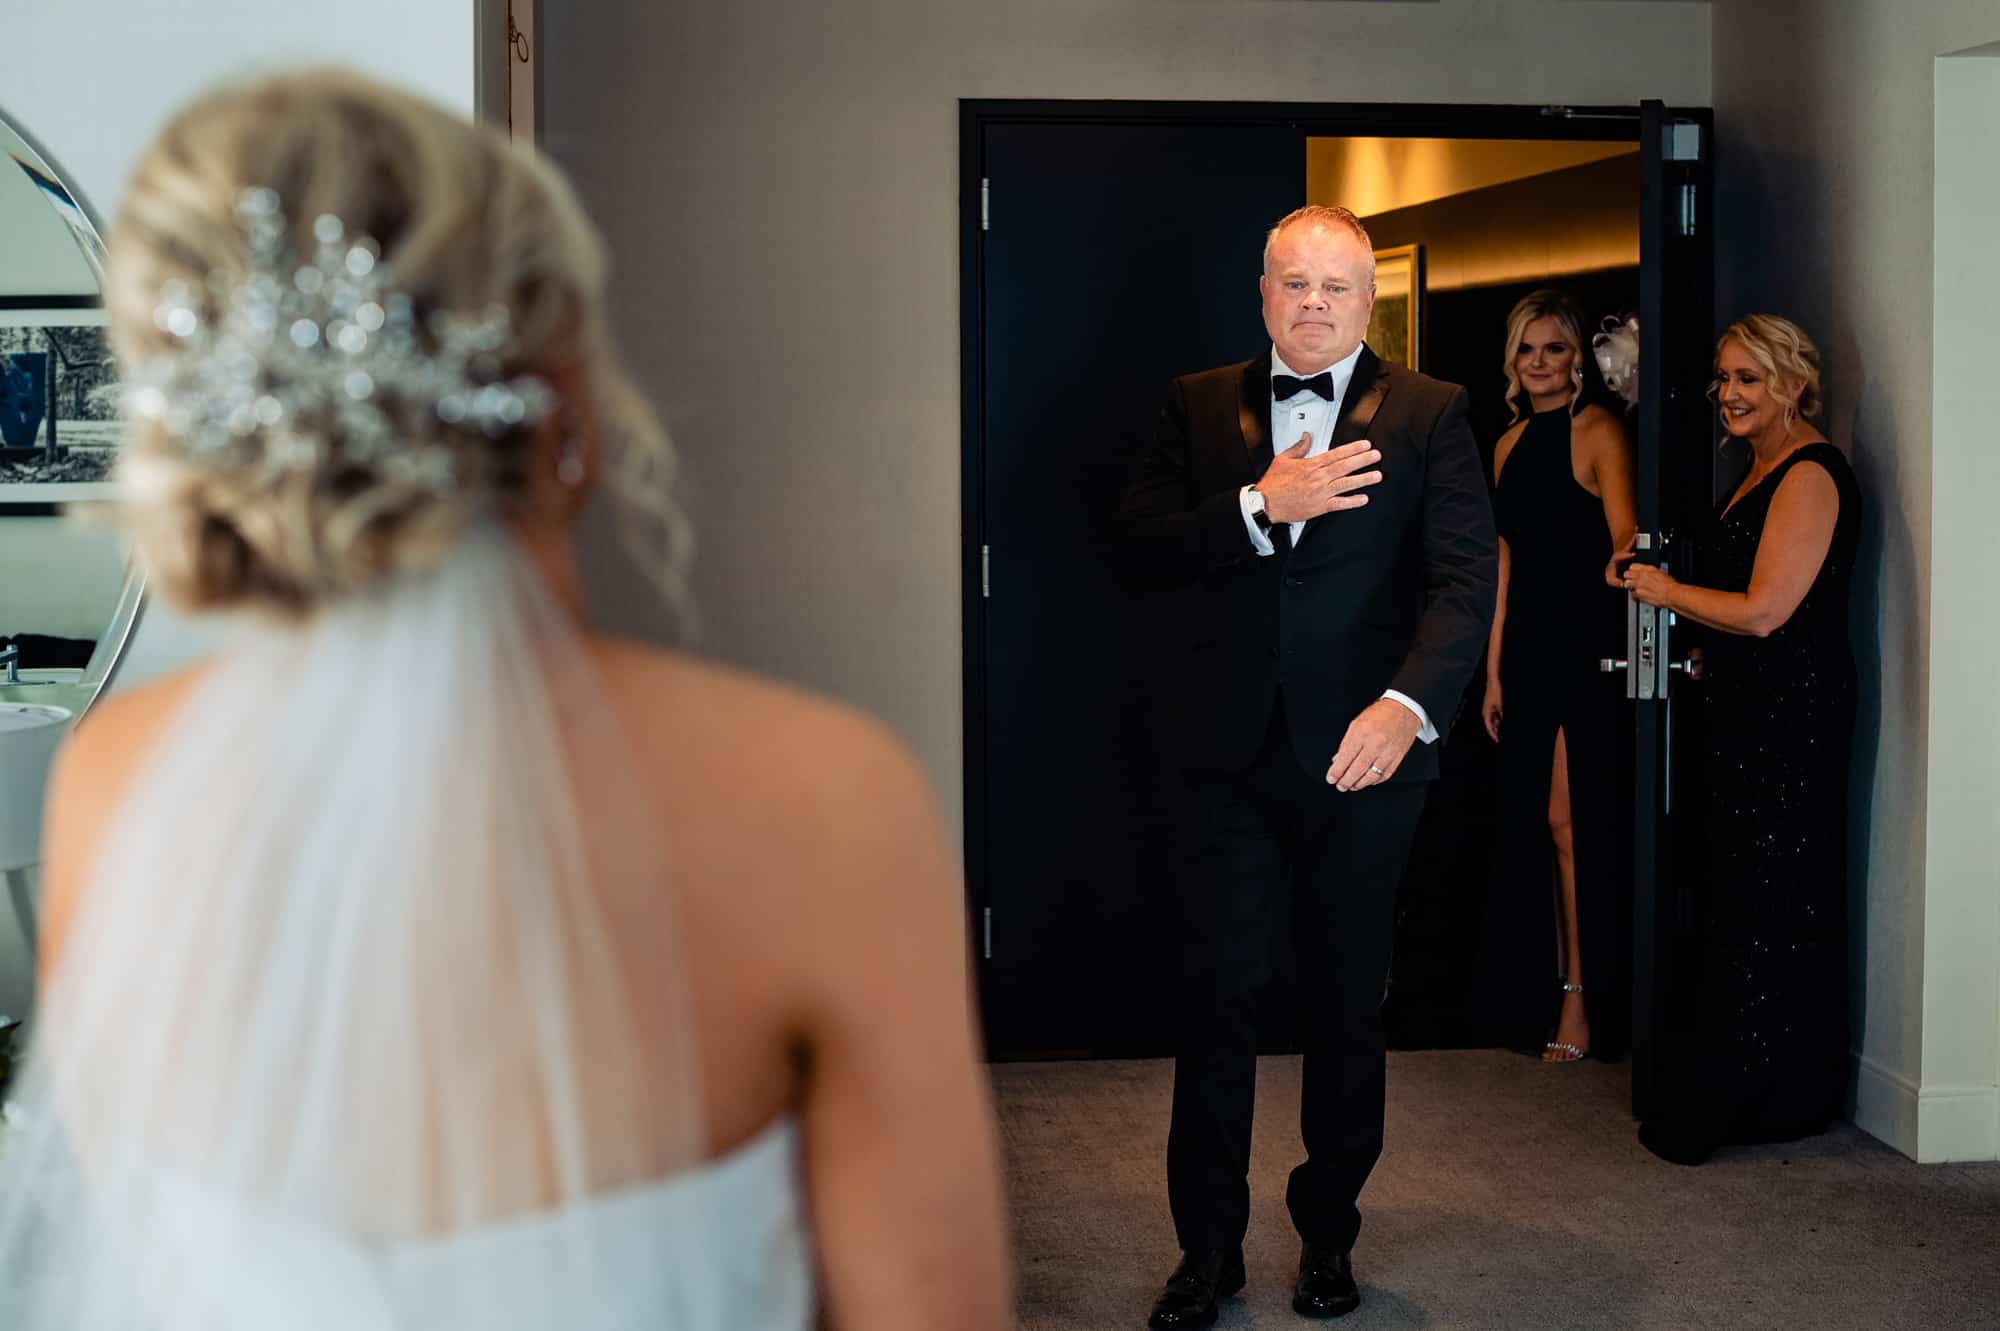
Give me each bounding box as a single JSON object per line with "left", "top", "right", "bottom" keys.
{"left": 1146, "top": 1247, "right": 1245, "bottom": 1329}
{"left": 1293, "top": 1242, "right": 1360, "bottom": 1319}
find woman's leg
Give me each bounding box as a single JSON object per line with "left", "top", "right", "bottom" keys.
{"left": 1543, "top": 727, "right": 1590, "bottom": 1061}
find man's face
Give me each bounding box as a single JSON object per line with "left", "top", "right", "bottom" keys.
{"left": 1259, "top": 222, "right": 1376, "bottom": 374}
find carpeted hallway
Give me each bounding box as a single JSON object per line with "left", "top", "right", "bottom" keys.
{"left": 997, "top": 1052, "right": 2000, "bottom": 1330}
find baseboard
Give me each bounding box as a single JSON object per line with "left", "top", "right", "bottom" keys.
{"left": 1915, "top": 1083, "right": 2000, "bottom": 1163}
{"left": 1852, "top": 1053, "right": 1920, "bottom": 1157}
{"left": 1851, "top": 1053, "right": 2000, "bottom": 1162}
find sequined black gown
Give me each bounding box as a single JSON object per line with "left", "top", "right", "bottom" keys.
{"left": 1473, "top": 407, "right": 1632, "bottom": 1054}
{"left": 1641, "top": 441, "right": 1859, "bottom": 1160}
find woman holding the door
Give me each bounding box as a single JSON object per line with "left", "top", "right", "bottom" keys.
{"left": 1622, "top": 314, "right": 1859, "bottom": 1165}
{"left": 1478, "top": 289, "right": 1636, "bottom": 1064}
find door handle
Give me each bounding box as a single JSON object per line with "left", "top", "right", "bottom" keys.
{"left": 1604, "top": 656, "right": 1692, "bottom": 676}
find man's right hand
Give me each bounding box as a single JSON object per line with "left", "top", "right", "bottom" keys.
{"left": 1257, "top": 435, "right": 1383, "bottom": 524}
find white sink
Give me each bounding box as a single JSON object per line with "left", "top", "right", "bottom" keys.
{"left": 0, "top": 703, "right": 72, "bottom": 877}
{"left": 0, "top": 668, "right": 93, "bottom": 718}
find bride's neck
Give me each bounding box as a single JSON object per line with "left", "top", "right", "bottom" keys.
{"left": 513, "top": 521, "right": 591, "bottom": 624}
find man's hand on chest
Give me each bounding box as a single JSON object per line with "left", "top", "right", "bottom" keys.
{"left": 1253, "top": 436, "right": 1384, "bottom": 525}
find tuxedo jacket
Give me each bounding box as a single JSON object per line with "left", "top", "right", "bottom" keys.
{"left": 1118, "top": 347, "right": 1498, "bottom": 782}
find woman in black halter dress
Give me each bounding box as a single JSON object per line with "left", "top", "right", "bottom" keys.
{"left": 1475, "top": 291, "right": 1635, "bottom": 1061}
{"left": 1623, "top": 315, "right": 1858, "bottom": 1163}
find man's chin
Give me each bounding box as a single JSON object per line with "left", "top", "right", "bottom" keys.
{"left": 1280, "top": 337, "right": 1356, "bottom": 371}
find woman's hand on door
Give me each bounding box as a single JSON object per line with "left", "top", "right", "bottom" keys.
{"left": 1606, "top": 535, "right": 1637, "bottom": 589}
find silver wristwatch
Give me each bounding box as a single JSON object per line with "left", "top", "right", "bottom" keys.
{"left": 1246, "top": 486, "right": 1272, "bottom": 532}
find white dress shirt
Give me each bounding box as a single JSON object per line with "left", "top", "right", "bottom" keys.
{"left": 1238, "top": 344, "right": 1437, "bottom": 745}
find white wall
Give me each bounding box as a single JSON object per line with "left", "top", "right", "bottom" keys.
{"left": 1712, "top": 0, "right": 2000, "bottom": 1161}
{"left": 0, "top": 520, "right": 128, "bottom": 642}
{"left": 1927, "top": 40, "right": 2000, "bottom": 1162}
{"left": 543, "top": 0, "right": 1711, "bottom": 843}
{"left": 0, "top": 1, "right": 481, "bottom": 1015}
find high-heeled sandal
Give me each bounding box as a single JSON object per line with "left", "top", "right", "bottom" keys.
{"left": 1543, "top": 981, "right": 1588, "bottom": 1063}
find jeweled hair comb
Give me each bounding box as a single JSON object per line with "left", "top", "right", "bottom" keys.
{"left": 123, "top": 187, "right": 554, "bottom": 490}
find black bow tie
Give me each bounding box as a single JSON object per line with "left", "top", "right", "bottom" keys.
{"left": 1273, "top": 372, "right": 1337, "bottom": 402}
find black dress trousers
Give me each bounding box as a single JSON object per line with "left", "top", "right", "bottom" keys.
{"left": 1167, "top": 692, "right": 1428, "bottom": 1253}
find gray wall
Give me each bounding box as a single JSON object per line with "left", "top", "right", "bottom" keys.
{"left": 1711, "top": 0, "right": 2000, "bottom": 1160}
{"left": 544, "top": 0, "right": 1712, "bottom": 845}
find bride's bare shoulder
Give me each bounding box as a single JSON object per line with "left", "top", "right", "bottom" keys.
{"left": 49, "top": 666, "right": 212, "bottom": 791}
{"left": 585, "top": 638, "right": 933, "bottom": 817}
{"left": 39, "top": 665, "right": 214, "bottom": 977}
{"left": 583, "top": 638, "right": 953, "bottom": 1002}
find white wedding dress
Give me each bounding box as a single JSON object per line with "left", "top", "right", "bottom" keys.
{"left": 0, "top": 529, "right": 816, "bottom": 1329}
{"left": 129, "top": 1116, "right": 815, "bottom": 1331}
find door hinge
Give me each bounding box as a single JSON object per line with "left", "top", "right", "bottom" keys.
{"left": 981, "top": 177, "right": 990, "bottom": 232}
{"left": 1665, "top": 120, "right": 1702, "bottom": 162}
{"left": 1677, "top": 183, "right": 1697, "bottom": 238}
{"left": 983, "top": 907, "right": 992, "bottom": 959}
{"left": 981, "top": 544, "right": 990, "bottom": 598}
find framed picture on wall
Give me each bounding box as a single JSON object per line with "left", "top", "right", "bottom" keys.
{"left": 0, "top": 307, "right": 119, "bottom": 506}
{"left": 1367, "top": 243, "right": 1424, "bottom": 371}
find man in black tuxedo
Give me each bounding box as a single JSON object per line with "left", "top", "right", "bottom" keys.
{"left": 1121, "top": 205, "right": 1496, "bottom": 1327}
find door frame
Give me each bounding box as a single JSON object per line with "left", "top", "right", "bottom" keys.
{"left": 959, "top": 98, "right": 1715, "bottom": 1062}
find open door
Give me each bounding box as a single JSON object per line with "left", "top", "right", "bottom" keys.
{"left": 963, "top": 100, "right": 1706, "bottom": 1060}
{"left": 1619, "top": 100, "right": 1716, "bottom": 1116}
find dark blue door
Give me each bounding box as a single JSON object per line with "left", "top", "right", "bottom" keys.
{"left": 970, "top": 117, "right": 1304, "bottom": 1053}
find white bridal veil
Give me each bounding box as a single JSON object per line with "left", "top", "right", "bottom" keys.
{"left": 0, "top": 520, "right": 714, "bottom": 1328}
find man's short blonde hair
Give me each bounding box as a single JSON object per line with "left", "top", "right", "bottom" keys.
{"left": 1263, "top": 205, "right": 1375, "bottom": 284}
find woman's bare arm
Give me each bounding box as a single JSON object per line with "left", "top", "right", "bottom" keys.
{"left": 1582, "top": 411, "right": 1638, "bottom": 582}
{"left": 1624, "top": 461, "right": 1838, "bottom": 636}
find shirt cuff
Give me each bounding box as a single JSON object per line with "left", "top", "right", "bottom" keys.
{"left": 1382, "top": 689, "right": 1438, "bottom": 744}
{"left": 1239, "top": 486, "right": 1275, "bottom": 556}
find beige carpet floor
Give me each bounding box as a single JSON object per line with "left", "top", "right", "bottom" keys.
{"left": 996, "top": 1052, "right": 2000, "bottom": 1330}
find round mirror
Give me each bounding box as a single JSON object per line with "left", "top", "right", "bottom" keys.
{"left": 0, "top": 107, "right": 143, "bottom": 1012}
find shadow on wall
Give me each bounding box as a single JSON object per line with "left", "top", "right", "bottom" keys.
{"left": 1834, "top": 332, "right": 1879, "bottom": 1080}
{"left": 1718, "top": 6, "right": 1913, "bottom": 1104}
{"left": 1715, "top": 0, "right": 1887, "bottom": 1084}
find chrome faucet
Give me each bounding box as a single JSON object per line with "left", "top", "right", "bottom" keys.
{"left": 0, "top": 644, "right": 18, "bottom": 686}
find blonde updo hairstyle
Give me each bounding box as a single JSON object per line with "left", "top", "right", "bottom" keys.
{"left": 1500, "top": 289, "right": 1589, "bottom": 425}
{"left": 105, "top": 69, "right": 678, "bottom": 616}
{"left": 1714, "top": 314, "right": 1822, "bottom": 426}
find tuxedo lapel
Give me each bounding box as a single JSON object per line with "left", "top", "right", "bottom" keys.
{"left": 1238, "top": 353, "right": 1273, "bottom": 475}
{"left": 1235, "top": 354, "right": 1293, "bottom": 554}
{"left": 1296, "top": 347, "right": 1389, "bottom": 548}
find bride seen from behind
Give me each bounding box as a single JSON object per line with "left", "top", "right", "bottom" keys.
{"left": 0, "top": 69, "right": 1007, "bottom": 1330}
